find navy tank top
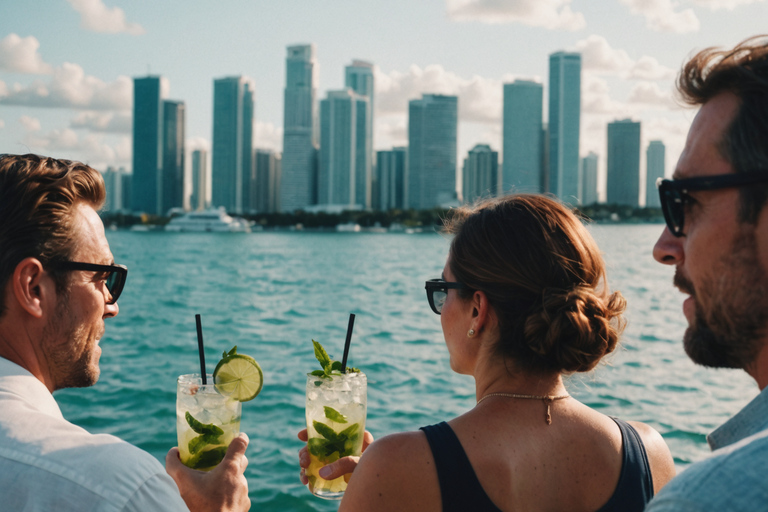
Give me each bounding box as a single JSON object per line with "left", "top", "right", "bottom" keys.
{"left": 420, "top": 418, "right": 653, "bottom": 512}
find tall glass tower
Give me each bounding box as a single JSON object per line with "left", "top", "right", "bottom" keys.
{"left": 162, "top": 100, "right": 185, "bottom": 214}
{"left": 345, "top": 60, "right": 374, "bottom": 207}
{"left": 281, "top": 44, "right": 318, "bottom": 212}
{"left": 131, "top": 76, "right": 163, "bottom": 214}
{"left": 580, "top": 152, "right": 598, "bottom": 205}
{"left": 646, "top": 140, "right": 665, "bottom": 208}
{"left": 607, "top": 119, "right": 641, "bottom": 207}
{"left": 407, "top": 94, "right": 458, "bottom": 210}
{"left": 502, "top": 80, "right": 544, "bottom": 194}
{"left": 462, "top": 144, "right": 498, "bottom": 204}
{"left": 548, "top": 52, "right": 582, "bottom": 204}
{"left": 190, "top": 149, "right": 208, "bottom": 211}
{"left": 212, "top": 76, "right": 254, "bottom": 213}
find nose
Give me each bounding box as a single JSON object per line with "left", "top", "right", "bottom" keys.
{"left": 653, "top": 226, "right": 683, "bottom": 265}
{"left": 103, "top": 301, "right": 119, "bottom": 319}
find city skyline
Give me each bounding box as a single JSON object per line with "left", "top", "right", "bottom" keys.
{"left": 2, "top": 1, "right": 766, "bottom": 202}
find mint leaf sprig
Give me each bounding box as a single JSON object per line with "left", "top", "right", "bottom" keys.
{"left": 309, "top": 339, "right": 359, "bottom": 380}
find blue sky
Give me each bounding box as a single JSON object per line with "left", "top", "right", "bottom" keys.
{"left": 1, "top": 0, "right": 766, "bottom": 200}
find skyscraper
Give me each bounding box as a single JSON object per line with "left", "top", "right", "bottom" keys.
{"left": 190, "top": 149, "right": 209, "bottom": 211}
{"left": 377, "top": 147, "right": 406, "bottom": 210}
{"left": 318, "top": 89, "right": 370, "bottom": 208}
{"left": 548, "top": 52, "right": 582, "bottom": 204}
{"left": 103, "top": 166, "right": 125, "bottom": 211}
{"left": 255, "top": 149, "right": 281, "bottom": 213}
{"left": 345, "top": 60, "right": 374, "bottom": 206}
{"left": 580, "top": 152, "right": 599, "bottom": 205}
{"left": 132, "top": 76, "right": 163, "bottom": 214}
{"left": 502, "top": 80, "right": 544, "bottom": 194}
{"left": 212, "top": 76, "right": 254, "bottom": 213}
{"left": 606, "top": 119, "right": 641, "bottom": 207}
{"left": 462, "top": 144, "right": 498, "bottom": 204}
{"left": 162, "top": 100, "right": 185, "bottom": 214}
{"left": 407, "top": 94, "right": 458, "bottom": 210}
{"left": 281, "top": 44, "right": 318, "bottom": 212}
{"left": 646, "top": 140, "right": 666, "bottom": 208}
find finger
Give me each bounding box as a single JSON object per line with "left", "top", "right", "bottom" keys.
{"left": 299, "top": 446, "right": 310, "bottom": 468}
{"left": 300, "top": 468, "right": 308, "bottom": 485}
{"left": 298, "top": 429, "right": 308, "bottom": 442}
{"left": 362, "top": 431, "right": 374, "bottom": 450}
{"left": 165, "top": 447, "right": 183, "bottom": 478}
{"left": 318, "top": 456, "right": 360, "bottom": 480}
{"left": 218, "top": 433, "right": 249, "bottom": 473}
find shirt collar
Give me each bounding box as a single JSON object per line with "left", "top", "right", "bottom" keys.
{"left": 707, "top": 385, "right": 768, "bottom": 451}
{"left": 0, "top": 356, "right": 63, "bottom": 419}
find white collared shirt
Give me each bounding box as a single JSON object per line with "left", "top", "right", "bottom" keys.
{"left": 0, "top": 357, "right": 189, "bottom": 511}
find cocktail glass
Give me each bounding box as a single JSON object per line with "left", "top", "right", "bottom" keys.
{"left": 305, "top": 371, "right": 367, "bottom": 499}
{"left": 176, "top": 373, "right": 242, "bottom": 471}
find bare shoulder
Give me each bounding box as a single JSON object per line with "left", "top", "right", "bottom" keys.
{"left": 627, "top": 420, "right": 677, "bottom": 493}
{"left": 339, "top": 430, "right": 441, "bottom": 512}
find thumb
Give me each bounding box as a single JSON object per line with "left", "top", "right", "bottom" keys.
{"left": 318, "top": 455, "right": 360, "bottom": 480}
{"left": 219, "top": 432, "right": 249, "bottom": 472}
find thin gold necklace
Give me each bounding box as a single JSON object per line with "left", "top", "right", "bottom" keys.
{"left": 476, "top": 392, "right": 570, "bottom": 425}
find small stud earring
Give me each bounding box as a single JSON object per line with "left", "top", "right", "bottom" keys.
{"left": 467, "top": 329, "right": 475, "bottom": 337}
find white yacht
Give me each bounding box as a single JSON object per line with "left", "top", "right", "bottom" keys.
{"left": 165, "top": 208, "right": 251, "bottom": 233}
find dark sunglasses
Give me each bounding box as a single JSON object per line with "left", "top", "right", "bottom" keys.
{"left": 657, "top": 170, "right": 768, "bottom": 237}
{"left": 425, "top": 278, "right": 468, "bottom": 315}
{"left": 52, "top": 261, "right": 128, "bottom": 304}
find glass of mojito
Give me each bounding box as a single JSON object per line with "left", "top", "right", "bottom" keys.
{"left": 176, "top": 373, "right": 242, "bottom": 471}
{"left": 305, "top": 341, "right": 367, "bottom": 500}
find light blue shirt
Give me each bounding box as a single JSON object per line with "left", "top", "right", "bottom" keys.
{"left": 646, "top": 384, "right": 768, "bottom": 511}
{"left": 0, "top": 357, "right": 189, "bottom": 511}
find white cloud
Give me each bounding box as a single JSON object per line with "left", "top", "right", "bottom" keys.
{"left": 627, "top": 81, "right": 677, "bottom": 108}
{"left": 66, "top": 0, "right": 145, "bottom": 35}
{"left": 689, "top": 0, "right": 766, "bottom": 10}
{"left": 581, "top": 74, "right": 630, "bottom": 115}
{"left": 0, "top": 63, "right": 131, "bottom": 110}
{"left": 0, "top": 34, "right": 54, "bottom": 74}
{"left": 21, "top": 127, "right": 130, "bottom": 169}
{"left": 446, "top": 0, "right": 586, "bottom": 30}
{"left": 70, "top": 111, "right": 131, "bottom": 133}
{"left": 19, "top": 115, "right": 41, "bottom": 132}
{"left": 187, "top": 137, "right": 210, "bottom": 152}
{"left": 575, "top": 35, "right": 676, "bottom": 80}
{"left": 255, "top": 121, "right": 283, "bottom": 151}
{"left": 375, "top": 116, "right": 408, "bottom": 150}
{"left": 375, "top": 64, "right": 502, "bottom": 124}
{"left": 620, "top": 0, "right": 700, "bottom": 33}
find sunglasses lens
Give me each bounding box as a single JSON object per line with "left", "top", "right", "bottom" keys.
{"left": 432, "top": 290, "right": 447, "bottom": 314}
{"left": 660, "top": 185, "right": 684, "bottom": 236}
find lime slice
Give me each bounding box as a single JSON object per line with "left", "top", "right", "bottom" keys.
{"left": 213, "top": 346, "right": 263, "bottom": 402}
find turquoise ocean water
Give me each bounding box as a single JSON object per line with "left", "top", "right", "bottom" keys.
{"left": 54, "top": 224, "right": 757, "bottom": 511}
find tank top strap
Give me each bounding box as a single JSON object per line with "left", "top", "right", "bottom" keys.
{"left": 597, "top": 417, "right": 654, "bottom": 512}
{"left": 420, "top": 421, "right": 502, "bottom": 512}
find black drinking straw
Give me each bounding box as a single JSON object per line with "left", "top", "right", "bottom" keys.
{"left": 340, "top": 313, "right": 356, "bottom": 373}
{"left": 195, "top": 314, "right": 207, "bottom": 385}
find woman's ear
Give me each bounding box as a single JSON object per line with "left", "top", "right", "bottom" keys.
{"left": 470, "top": 290, "right": 493, "bottom": 333}
{"left": 12, "top": 258, "right": 48, "bottom": 319}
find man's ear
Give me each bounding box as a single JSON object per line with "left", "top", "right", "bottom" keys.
{"left": 12, "top": 258, "right": 49, "bottom": 319}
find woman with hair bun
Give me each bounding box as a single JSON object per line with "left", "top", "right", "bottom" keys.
{"left": 302, "top": 194, "right": 675, "bottom": 511}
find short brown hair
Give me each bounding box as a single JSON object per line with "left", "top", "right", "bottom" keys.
{"left": 0, "top": 154, "right": 105, "bottom": 317}
{"left": 677, "top": 35, "right": 768, "bottom": 222}
{"left": 443, "top": 194, "right": 626, "bottom": 374}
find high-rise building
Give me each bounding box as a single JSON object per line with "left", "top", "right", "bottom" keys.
{"left": 462, "top": 144, "right": 498, "bottom": 204}
{"left": 121, "top": 173, "right": 132, "bottom": 211}
{"left": 255, "top": 149, "right": 282, "bottom": 213}
{"left": 548, "top": 52, "right": 582, "bottom": 204}
{"left": 212, "top": 76, "right": 255, "bottom": 213}
{"left": 377, "top": 147, "right": 406, "bottom": 210}
{"left": 407, "top": 94, "right": 458, "bottom": 210}
{"left": 132, "top": 76, "right": 163, "bottom": 214}
{"left": 190, "top": 149, "right": 209, "bottom": 211}
{"left": 345, "top": 60, "right": 374, "bottom": 206}
{"left": 162, "top": 100, "right": 185, "bottom": 214}
{"left": 103, "top": 166, "right": 126, "bottom": 211}
{"left": 318, "top": 89, "right": 370, "bottom": 208}
{"left": 646, "top": 140, "right": 666, "bottom": 208}
{"left": 607, "top": 119, "right": 641, "bottom": 207}
{"left": 281, "top": 44, "right": 318, "bottom": 212}
{"left": 580, "top": 152, "right": 599, "bottom": 205}
{"left": 502, "top": 80, "right": 544, "bottom": 194}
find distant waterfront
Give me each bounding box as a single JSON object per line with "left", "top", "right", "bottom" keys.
{"left": 54, "top": 226, "right": 753, "bottom": 511}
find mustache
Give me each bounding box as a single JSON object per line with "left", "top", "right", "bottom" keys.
{"left": 674, "top": 269, "right": 695, "bottom": 296}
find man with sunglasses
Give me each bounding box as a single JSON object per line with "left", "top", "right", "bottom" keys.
{"left": 0, "top": 154, "right": 250, "bottom": 511}
{"left": 646, "top": 35, "right": 768, "bottom": 511}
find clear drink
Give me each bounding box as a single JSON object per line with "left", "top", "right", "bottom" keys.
{"left": 176, "top": 374, "right": 242, "bottom": 471}
{"left": 305, "top": 372, "right": 367, "bottom": 500}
